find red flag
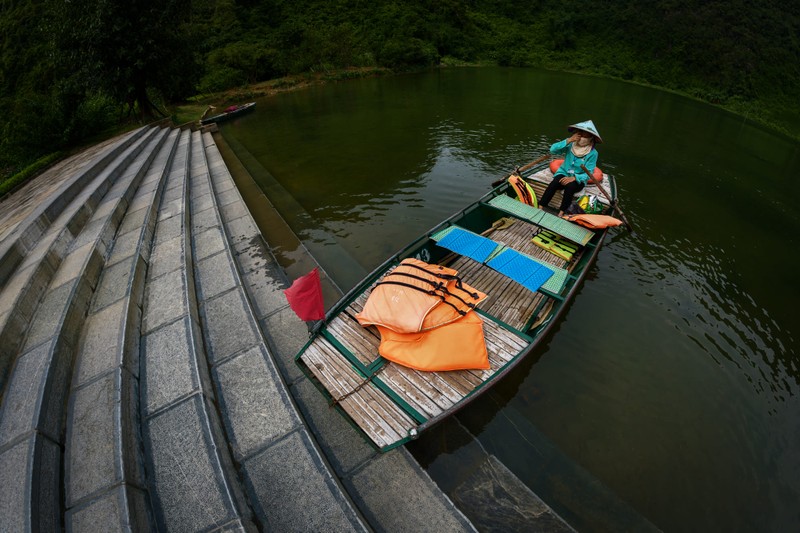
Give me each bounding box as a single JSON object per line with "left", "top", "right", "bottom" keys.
{"left": 283, "top": 268, "right": 325, "bottom": 321}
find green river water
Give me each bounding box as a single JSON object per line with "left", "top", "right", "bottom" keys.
{"left": 219, "top": 68, "right": 800, "bottom": 532}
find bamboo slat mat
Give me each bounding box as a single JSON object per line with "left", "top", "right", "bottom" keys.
{"left": 302, "top": 303, "right": 528, "bottom": 448}
{"left": 431, "top": 224, "right": 569, "bottom": 294}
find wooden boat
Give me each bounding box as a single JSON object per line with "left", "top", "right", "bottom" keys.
{"left": 200, "top": 102, "right": 256, "bottom": 125}
{"left": 295, "top": 160, "right": 619, "bottom": 452}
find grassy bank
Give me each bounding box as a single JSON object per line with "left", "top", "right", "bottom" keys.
{"left": 0, "top": 152, "right": 64, "bottom": 198}
{"left": 171, "top": 67, "right": 391, "bottom": 126}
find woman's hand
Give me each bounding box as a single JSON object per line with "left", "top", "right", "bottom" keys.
{"left": 567, "top": 133, "right": 581, "bottom": 144}
{"left": 559, "top": 176, "right": 576, "bottom": 185}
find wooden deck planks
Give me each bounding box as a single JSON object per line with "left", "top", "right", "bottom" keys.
{"left": 368, "top": 315, "right": 529, "bottom": 422}
{"left": 490, "top": 216, "right": 570, "bottom": 268}
{"left": 447, "top": 256, "right": 531, "bottom": 330}
{"left": 440, "top": 217, "right": 574, "bottom": 330}
{"left": 482, "top": 317, "right": 529, "bottom": 356}
{"left": 326, "top": 313, "right": 380, "bottom": 366}
{"left": 301, "top": 337, "right": 417, "bottom": 448}
{"left": 379, "top": 365, "right": 454, "bottom": 417}
{"left": 319, "top": 355, "right": 414, "bottom": 440}
{"left": 314, "top": 306, "right": 529, "bottom": 426}
{"left": 304, "top": 292, "right": 531, "bottom": 447}
{"left": 303, "top": 342, "right": 399, "bottom": 443}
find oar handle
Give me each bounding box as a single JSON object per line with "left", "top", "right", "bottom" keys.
{"left": 580, "top": 164, "right": 633, "bottom": 232}
{"left": 491, "top": 154, "right": 550, "bottom": 187}
{"left": 517, "top": 154, "right": 550, "bottom": 174}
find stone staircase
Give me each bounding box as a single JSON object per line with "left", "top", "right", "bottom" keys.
{"left": 0, "top": 125, "right": 475, "bottom": 532}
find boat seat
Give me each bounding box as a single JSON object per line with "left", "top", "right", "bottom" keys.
{"left": 430, "top": 226, "right": 569, "bottom": 294}
{"left": 487, "top": 194, "right": 594, "bottom": 246}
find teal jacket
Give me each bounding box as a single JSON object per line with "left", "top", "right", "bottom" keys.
{"left": 550, "top": 139, "right": 598, "bottom": 185}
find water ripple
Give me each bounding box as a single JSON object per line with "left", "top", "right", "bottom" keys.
{"left": 610, "top": 229, "right": 798, "bottom": 403}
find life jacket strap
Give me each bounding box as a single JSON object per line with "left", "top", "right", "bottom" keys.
{"left": 384, "top": 271, "right": 479, "bottom": 309}
{"left": 375, "top": 279, "right": 468, "bottom": 316}
{"left": 398, "top": 262, "right": 480, "bottom": 299}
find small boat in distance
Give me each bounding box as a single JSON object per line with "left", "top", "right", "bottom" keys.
{"left": 294, "top": 159, "right": 621, "bottom": 452}
{"left": 200, "top": 102, "right": 256, "bottom": 125}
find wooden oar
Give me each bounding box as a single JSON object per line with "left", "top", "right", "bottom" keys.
{"left": 491, "top": 154, "right": 550, "bottom": 187}
{"left": 580, "top": 164, "right": 633, "bottom": 231}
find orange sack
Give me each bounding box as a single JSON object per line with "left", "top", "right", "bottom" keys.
{"left": 564, "top": 213, "right": 622, "bottom": 229}
{"left": 356, "top": 258, "right": 486, "bottom": 333}
{"left": 376, "top": 311, "right": 489, "bottom": 372}
{"left": 357, "top": 258, "right": 490, "bottom": 372}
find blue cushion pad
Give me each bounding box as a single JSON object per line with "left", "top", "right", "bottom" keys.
{"left": 436, "top": 228, "right": 499, "bottom": 264}
{"left": 487, "top": 249, "right": 554, "bottom": 293}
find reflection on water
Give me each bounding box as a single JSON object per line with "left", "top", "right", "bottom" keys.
{"left": 221, "top": 68, "right": 800, "bottom": 532}
{"left": 622, "top": 230, "right": 797, "bottom": 403}
{"left": 508, "top": 223, "right": 800, "bottom": 531}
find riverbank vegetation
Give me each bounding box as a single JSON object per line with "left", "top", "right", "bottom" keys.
{"left": 2, "top": 0, "right": 798, "bottom": 181}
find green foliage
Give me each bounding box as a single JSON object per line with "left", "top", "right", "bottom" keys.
{"left": 203, "top": 41, "right": 280, "bottom": 88}
{"left": 0, "top": 151, "right": 64, "bottom": 198}
{"left": 379, "top": 38, "right": 438, "bottom": 69}
{"left": 1, "top": 0, "right": 798, "bottom": 170}
{"left": 198, "top": 67, "right": 248, "bottom": 95}
{"left": 545, "top": 11, "right": 578, "bottom": 52}
{"left": 1, "top": 95, "right": 63, "bottom": 169}
{"left": 49, "top": 0, "right": 198, "bottom": 114}
{"left": 63, "top": 92, "right": 119, "bottom": 144}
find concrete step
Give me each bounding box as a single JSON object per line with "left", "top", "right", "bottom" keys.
{"left": 0, "top": 125, "right": 476, "bottom": 533}
{"left": 0, "top": 126, "right": 164, "bottom": 389}
{"left": 63, "top": 127, "right": 181, "bottom": 531}
{"left": 0, "top": 134, "right": 122, "bottom": 238}
{"left": 199, "top": 131, "right": 367, "bottom": 532}
{"left": 139, "top": 129, "right": 257, "bottom": 531}
{"left": 0, "top": 126, "right": 150, "bottom": 289}
{"left": 0, "top": 126, "right": 170, "bottom": 531}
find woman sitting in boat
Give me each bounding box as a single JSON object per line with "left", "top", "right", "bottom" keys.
{"left": 540, "top": 120, "right": 602, "bottom": 216}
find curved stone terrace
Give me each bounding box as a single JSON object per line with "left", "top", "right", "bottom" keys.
{"left": 0, "top": 123, "right": 575, "bottom": 532}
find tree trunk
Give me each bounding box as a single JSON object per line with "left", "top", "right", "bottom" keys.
{"left": 134, "top": 76, "right": 155, "bottom": 121}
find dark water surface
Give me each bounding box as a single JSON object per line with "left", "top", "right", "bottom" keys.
{"left": 220, "top": 68, "right": 800, "bottom": 532}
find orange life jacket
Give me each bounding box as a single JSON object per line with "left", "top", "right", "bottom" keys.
{"left": 564, "top": 213, "right": 622, "bottom": 229}
{"left": 508, "top": 174, "right": 538, "bottom": 207}
{"left": 376, "top": 310, "right": 489, "bottom": 372}
{"left": 356, "top": 258, "right": 486, "bottom": 333}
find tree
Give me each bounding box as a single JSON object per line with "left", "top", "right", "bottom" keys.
{"left": 51, "top": 0, "right": 197, "bottom": 119}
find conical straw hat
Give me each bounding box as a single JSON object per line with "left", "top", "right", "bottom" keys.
{"left": 568, "top": 120, "right": 602, "bottom": 143}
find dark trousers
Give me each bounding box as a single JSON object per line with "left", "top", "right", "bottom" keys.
{"left": 540, "top": 176, "right": 585, "bottom": 212}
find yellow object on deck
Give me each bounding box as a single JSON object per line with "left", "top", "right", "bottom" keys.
{"left": 531, "top": 230, "right": 578, "bottom": 262}
{"left": 509, "top": 174, "right": 538, "bottom": 207}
